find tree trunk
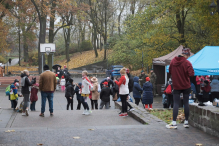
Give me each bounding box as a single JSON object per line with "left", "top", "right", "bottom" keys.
{"left": 23, "top": 34, "right": 29, "bottom": 62}
{"left": 104, "top": 0, "right": 107, "bottom": 60}
{"left": 97, "top": 36, "right": 99, "bottom": 49}
{"left": 176, "top": 7, "right": 185, "bottom": 45}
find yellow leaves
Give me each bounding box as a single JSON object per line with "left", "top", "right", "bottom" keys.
{"left": 8, "top": 66, "right": 38, "bottom": 72}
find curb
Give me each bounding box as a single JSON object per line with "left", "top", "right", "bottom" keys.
{"left": 115, "top": 101, "right": 167, "bottom": 125}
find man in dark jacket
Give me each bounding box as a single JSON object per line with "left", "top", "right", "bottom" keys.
{"left": 139, "top": 70, "right": 148, "bottom": 87}
{"left": 166, "top": 47, "right": 194, "bottom": 129}
{"left": 99, "top": 82, "right": 112, "bottom": 109}
{"left": 65, "top": 79, "right": 75, "bottom": 110}
{"left": 150, "top": 69, "right": 157, "bottom": 97}
{"left": 100, "top": 77, "right": 114, "bottom": 89}
{"left": 56, "top": 67, "right": 63, "bottom": 79}
{"left": 63, "top": 68, "right": 71, "bottom": 85}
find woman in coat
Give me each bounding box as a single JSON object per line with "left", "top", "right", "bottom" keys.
{"left": 133, "top": 76, "right": 143, "bottom": 105}
{"left": 142, "top": 77, "right": 153, "bottom": 110}
{"left": 90, "top": 77, "right": 99, "bottom": 110}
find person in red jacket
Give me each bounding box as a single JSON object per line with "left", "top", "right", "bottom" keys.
{"left": 196, "top": 76, "right": 204, "bottom": 93}
{"left": 166, "top": 47, "right": 194, "bottom": 129}
{"left": 201, "top": 80, "right": 211, "bottom": 97}
{"left": 30, "top": 83, "right": 39, "bottom": 111}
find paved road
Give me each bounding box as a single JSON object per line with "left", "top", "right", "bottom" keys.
{"left": 0, "top": 77, "right": 219, "bottom": 145}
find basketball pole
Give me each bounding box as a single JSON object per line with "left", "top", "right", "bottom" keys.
{"left": 42, "top": 53, "right": 43, "bottom": 73}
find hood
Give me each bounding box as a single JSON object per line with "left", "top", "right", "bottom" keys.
{"left": 171, "top": 56, "right": 187, "bottom": 67}
{"left": 78, "top": 83, "right": 82, "bottom": 87}
{"left": 144, "top": 82, "right": 151, "bottom": 87}
{"left": 133, "top": 76, "right": 139, "bottom": 82}
{"left": 211, "top": 79, "right": 219, "bottom": 85}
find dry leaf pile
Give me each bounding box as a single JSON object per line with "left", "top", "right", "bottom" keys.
{"left": 7, "top": 66, "right": 38, "bottom": 72}
{"left": 57, "top": 50, "right": 112, "bottom": 69}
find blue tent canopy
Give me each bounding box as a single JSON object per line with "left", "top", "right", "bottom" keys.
{"left": 166, "top": 46, "right": 219, "bottom": 75}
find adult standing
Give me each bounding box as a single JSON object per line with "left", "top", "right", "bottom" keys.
{"left": 126, "top": 68, "right": 134, "bottom": 111}
{"left": 100, "top": 77, "right": 114, "bottom": 89}
{"left": 150, "top": 69, "right": 157, "bottom": 97}
{"left": 39, "top": 65, "right": 56, "bottom": 117}
{"left": 139, "top": 70, "right": 148, "bottom": 88}
{"left": 115, "top": 67, "right": 129, "bottom": 117}
{"left": 210, "top": 76, "right": 219, "bottom": 102}
{"left": 20, "top": 70, "right": 36, "bottom": 116}
{"left": 8, "top": 58, "right": 12, "bottom": 65}
{"left": 56, "top": 67, "right": 63, "bottom": 79}
{"left": 166, "top": 48, "right": 194, "bottom": 129}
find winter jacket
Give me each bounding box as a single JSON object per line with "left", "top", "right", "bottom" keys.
{"left": 10, "top": 84, "right": 18, "bottom": 100}
{"left": 60, "top": 79, "right": 66, "bottom": 86}
{"left": 150, "top": 72, "right": 157, "bottom": 84}
{"left": 127, "top": 73, "right": 134, "bottom": 93}
{"left": 30, "top": 84, "right": 39, "bottom": 102}
{"left": 164, "top": 81, "right": 173, "bottom": 95}
{"left": 65, "top": 82, "right": 75, "bottom": 98}
{"left": 139, "top": 73, "right": 148, "bottom": 87}
{"left": 100, "top": 86, "right": 112, "bottom": 102}
{"left": 75, "top": 83, "right": 82, "bottom": 101}
{"left": 191, "top": 83, "right": 196, "bottom": 94}
{"left": 142, "top": 82, "right": 153, "bottom": 104}
{"left": 133, "top": 77, "right": 143, "bottom": 98}
{"left": 21, "top": 73, "right": 35, "bottom": 94}
{"left": 210, "top": 79, "right": 219, "bottom": 92}
{"left": 111, "top": 83, "right": 119, "bottom": 101}
{"left": 115, "top": 75, "right": 129, "bottom": 95}
{"left": 82, "top": 76, "right": 92, "bottom": 94}
{"left": 196, "top": 76, "right": 204, "bottom": 85}
{"left": 91, "top": 82, "right": 99, "bottom": 100}
{"left": 39, "top": 70, "right": 56, "bottom": 92}
{"left": 100, "top": 79, "right": 114, "bottom": 89}
{"left": 169, "top": 56, "right": 194, "bottom": 90}
{"left": 63, "top": 68, "right": 71, "bottom": 80}
{"left": 56, "top": 69, "right": 63, "bottom": 79}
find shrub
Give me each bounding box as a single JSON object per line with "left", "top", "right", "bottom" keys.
{"left": 28, "top": 51, "right": 38, "bottom": 66}
{"left": 80, "top": 40, "right": 93, "bottom": 51}
{"left": 0, "top": 56, "right": 6, "bottom": 63}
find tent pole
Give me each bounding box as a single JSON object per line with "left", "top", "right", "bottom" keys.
{"left": 165, "top": 66, "right": 167, "bottom": 85}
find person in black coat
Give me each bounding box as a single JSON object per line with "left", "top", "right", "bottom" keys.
{"left": 75, "top": 83, "right": 85, "bottom": 110}
{"left": 65, "top": 79, "right": 75, "bottom": 110}
{"left": 142, "top": 77, "right": 153, "bottom": 110}
{"left": 100, "top": 77, "right": 114, "bottom": 89}
{"left": 99, "top": 82, "right": 112, "bottom": 109}
{"left": 56, "top": 67, "right": 63, "bottom": 79}
{"left": 164, "top": 78, "right": 174, "bottom": 108}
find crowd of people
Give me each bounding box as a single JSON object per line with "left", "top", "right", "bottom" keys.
{"left": 7, "top": 64, "right": 158, "bottom": 117}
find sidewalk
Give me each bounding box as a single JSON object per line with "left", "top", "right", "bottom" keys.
{"left": 0, "top": 90, "right": 219, "bottom": 145}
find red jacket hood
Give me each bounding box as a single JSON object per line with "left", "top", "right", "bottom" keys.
{"left": 171, "top": 56, "right": 187, "bottom": 67}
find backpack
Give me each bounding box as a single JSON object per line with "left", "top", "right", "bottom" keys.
{"left": 165, "top": 84, "right": 172, "bottom": 94}
{"left": 5, "top": 85, "right": 11, "bottom": 96}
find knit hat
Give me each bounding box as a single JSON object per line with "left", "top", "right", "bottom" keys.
{"left": 182, "top": 47, "right": 191, "bottom": 56}
{"left": 56, "top": 74, "right": 58, "bottom": 77}
{"left": 141, "top": 70, "right": 144, "bottom": 73}
{"left": 61, "top": 76, "right": 64, "bottom": 79}
{"left": 146, "top": 77, "right": 150, "bottom": 81}
{"left": 120, "top": 67, "right": 126, "bottom": 75}
{"left": 69, "top": 78, "right": 73, "bottom": 84}
{"left": 126, "top": 68, "right": 130, "bottom": 74}
{"left": 102, "top": 82, "right": 108, "bottom": 86}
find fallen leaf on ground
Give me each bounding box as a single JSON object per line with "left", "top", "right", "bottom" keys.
{"left": 37, "top": 144, "right": 43, "bottom": 145}
{"left": 88, "top": 129, "right": 94, "bottom": 131}
{"left": 73, "top": 137, "right": 80, "bottom": 139}
{"left": 5, "top": 130, "right": 15, "bottom": 132}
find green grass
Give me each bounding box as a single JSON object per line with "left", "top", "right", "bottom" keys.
{"left": 149, "top": 109, "right": 185, "bottom": 124}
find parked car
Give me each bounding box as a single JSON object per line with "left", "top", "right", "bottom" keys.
{"left": 106, "top": 65, "right": 123, "bottom": 79}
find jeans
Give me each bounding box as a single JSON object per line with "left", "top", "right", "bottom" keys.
{"left": 91, "top": 100, "right": 98, "bottom": 109}
{"left": 120, "top": 94, "right": 128, "bottom": 113}
{"left": 99, "top": 100, "right": 109, "bottom": 109}
{"left": 81, "top": 96, "right": 89, "bottom": 110}
{"left": 23, "top": 94, "right": 30, "bottom": 111}
{"left": 173, "top": 88, "right": 190, "bottom": 121}
{"left": 12, "top": 100, "right": 17, "bottom": 110}
{"left": 41, "top": 91, "right": 54, "bottom": 114}
{"left": 77, "top": 98, "right": 82, "bottom": 110}
{"left": 30, "top": 101, "right": 36, "bottom": 111}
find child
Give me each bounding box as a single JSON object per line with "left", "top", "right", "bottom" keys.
{"left": 99, "top": 82, "right": 111, "bottom": 109}
{"left": 201, "top": 80, "right": 211, "bottom": 98}
{"left": 65, "top": 79, "right": 75, "bottom": 110}
{"left": 75, "top": 83, "right": 83, "bottom": 110}
{"left": 142, "top": 77, "right": 153, "bottom": 110}
{"left": 30, "top": 83, "right": 39, "bottom": 111}
{"left": 56, "top": 74, "right": 60, "bottom": 91}
{"left": 10, "top": 82, "right": 20, "bottom": 111}
{"left": 60, "top": 76, "right": 66, "bottom": 92}
{"left": 81, "top": 70, "right": 93, "bottom": 115}
{"left": 133, "top": 76, "right": 143, "bottom": 106}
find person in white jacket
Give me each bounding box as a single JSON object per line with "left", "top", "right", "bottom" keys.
{"left": 81, "top": 70, "right": 93, "bottom": 115}
{"left": 60, "top": 76, "right": 66, "bottom": 92}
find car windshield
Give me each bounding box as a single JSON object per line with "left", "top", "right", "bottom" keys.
{"left": 113, "top": 68, "right": 122, "bottom": 71}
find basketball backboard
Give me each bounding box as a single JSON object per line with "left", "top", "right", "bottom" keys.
{"left": 40, "top": 43, "right": 56, "bottom": 53}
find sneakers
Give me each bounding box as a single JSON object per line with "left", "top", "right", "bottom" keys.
{"left": 25, "top": 109, "right": 29, "bottom": 116}
{"left": 39, "top": 113, "right": 44, "bottom": 117}
{"left": 89, "top": 110, "right": 92, "bottom": 114}
{"left": 166, "top": 123, "right": 177, "bottom": 129}
{"left": 82, "top": 110, "right": 86, "bottom": 115}
{"left": 183, "top": 121, "right": 189, "bottom": 128}
{"left": 119, "top": 113, "right": 128, "bottom": 117}
{"left": 22, "top": 113, "right": 26, "bottom": 116}
{"left": 149, "top": 108, "right": 153, "bottom": 111}
{"left": 85, "top": 110, "right": 90, "bottom": 115}
{"left": 129, "top": 108, "right": 135, "bottom": 111}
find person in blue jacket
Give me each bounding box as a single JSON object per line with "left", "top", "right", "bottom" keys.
{"left": 142, "top": 77, "right": 153, "bottom": 110}
{"left": 133, "top": 76, "right": 143, "bottom": 105}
